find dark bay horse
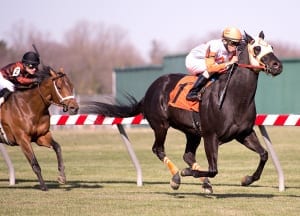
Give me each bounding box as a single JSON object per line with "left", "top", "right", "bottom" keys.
{"left": 82, "top": 31, "right": 282, "bottom": 193}
{"left": 1, "top": 66, "right": 79, "bottom": 191}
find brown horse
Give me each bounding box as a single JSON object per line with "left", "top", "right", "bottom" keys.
{"left": 82, "top": 31, "right": 282, "bottom": 193}
{"left": 1, "top": 66, "right": 79, "bottom": 191}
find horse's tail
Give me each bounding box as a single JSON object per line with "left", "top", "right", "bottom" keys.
{"left": 80, "top": 95, "right": 143, "bottom": 117}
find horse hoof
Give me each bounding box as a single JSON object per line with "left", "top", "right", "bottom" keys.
{"left": 241, "top": 175, "right": 253, "bottom": 186}
{"left": 40, "top": 185, "right": 48, "bottom": 191}
{"left": 57, "top": 176, "right": 66, "bottom": 184}
{"left": 180, "top": 168, "right": 192, "bottom": 177}
{"left": 203, "top": 187, "right": 213, "bottom": 194}
{"left": 202, "top": 182, "right": 213, "bottom": 194}
{"left": 170, "top": 172, "right": 181, "bottom": 190}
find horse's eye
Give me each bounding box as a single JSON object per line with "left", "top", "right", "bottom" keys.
{"left": 254, "top": 46, "right": 261, "bottom": 56}
{"left": 55, "top": 81, "right": 62, "bottom": 90}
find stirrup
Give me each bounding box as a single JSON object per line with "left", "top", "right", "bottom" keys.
{"left": 186, "top": 93, "right": 201, "bottom": 101}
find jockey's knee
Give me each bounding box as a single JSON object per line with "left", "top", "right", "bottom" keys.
{"left": 0, "top": 88, "right": 12, "bottom": 100}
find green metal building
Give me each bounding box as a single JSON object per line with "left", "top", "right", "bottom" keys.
{"left": 114, "top": 54, "right": 300, "bottom": 114}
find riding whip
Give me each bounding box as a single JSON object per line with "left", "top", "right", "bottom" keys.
{"left": 32, "top": 44, "right": 45, "bottom": 67}
{"left": 218, "top": 64, "right": 235, "bottom": 109}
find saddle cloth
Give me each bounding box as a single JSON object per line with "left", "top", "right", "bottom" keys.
{"left": 168, "top": 76, "right": 199, "bottom": 112}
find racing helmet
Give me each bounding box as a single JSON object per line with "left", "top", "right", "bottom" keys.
{"left": 22, "top": 51, "right": 40, "bottom": 66}
{"left": 222, "top": 27, "right": 242, "bottom": 42}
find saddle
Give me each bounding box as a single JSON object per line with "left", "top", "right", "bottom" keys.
{"left": 168, "top": 75, "right": 207, "bottom": 133}
{"left": 168, "top": 76, "right": 201, "bottom": 112}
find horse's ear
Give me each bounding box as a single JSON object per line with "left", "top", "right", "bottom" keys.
{"left": 244, "top": 31, "right": 254, "bottom": 44}
{"left": 42, "top": 65, "right": 50, "bottom": 71}
{"left": 59, "top": 67, "right": 65, "bottom": 74}
{"left": 49, "top": 68, "right": 57, "bottom": 77}
{"left": 258, "top": 31, "right": 265, "bottom": 39}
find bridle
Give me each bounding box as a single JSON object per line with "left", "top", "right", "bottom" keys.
{"left": 38, "top": 73, "right": 75, "bottom": 112}
{"left": 237, "top": 63, "right": 266, "bottom": 71}
{"left": 218, "top": 38, "right": 274, "bottom": 108}
{"left": 235, "top": 38, "right": 274, "bottom": 74}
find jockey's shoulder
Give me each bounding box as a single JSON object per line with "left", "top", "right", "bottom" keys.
{"left": 1, "top": 62, "right": 24, "bottom": 71}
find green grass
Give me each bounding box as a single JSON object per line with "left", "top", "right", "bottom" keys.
{"left": 0, "top": 127, "right": 299, "bottom": 216}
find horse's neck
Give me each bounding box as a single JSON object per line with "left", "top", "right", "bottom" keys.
{"left": 13, "top": 87, "right": 51, "bottom": 113}
{"left": 225, "top": 48, "right": 259, "bottom": 106}
{"left": 234, "top": 48, "right": 259, "bottom": 87}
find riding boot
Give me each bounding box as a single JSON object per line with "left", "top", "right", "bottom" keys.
{"left": 0, "top": 88, "right": 12, "bottom": 106}
{"left": 186, "top": 75, "right": 208, "bottom": 101}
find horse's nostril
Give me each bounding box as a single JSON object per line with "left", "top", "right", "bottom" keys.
{"left": 70, "top": 106, "right": 79, "bottom": 114}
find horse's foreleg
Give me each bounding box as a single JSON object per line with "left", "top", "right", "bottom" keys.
{"left": 37, "top": 133, "right": 66, "bottom": 185}
{"left": 191, "top": 135, "right": 219, "bottom": 179}
{"left": 152, "top": 127, "right": 180, "bottom": 190}
{"left": 181, "top": 133, "right": 212, "bottom": 193}
{"left": 51, "top": 139, "right": 66, "bottom": 184}
{"left": 237, "top": 131, "right": 268, "bottom": 186}
{"left": 20, "top": 143, "right": 47, "bottom": 191}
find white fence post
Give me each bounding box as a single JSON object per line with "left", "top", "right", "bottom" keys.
{"left": 258, "top": 125, "right": 285, "bottom": 192}
{"left": 0, "top": 143, "right": 15, "bottom": 185}
{"left": 117, "top": 124, "right": 143, "bottom": 186}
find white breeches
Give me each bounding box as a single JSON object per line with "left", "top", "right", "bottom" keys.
{"left": 0, "top": 73, "right": 15, "bottom": 92}
{"left": 185, "top": 55, "right": 210, "bottom": 78}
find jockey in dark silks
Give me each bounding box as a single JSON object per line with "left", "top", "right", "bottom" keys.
{"left": 0, "top": 51, "right": 40, "bottom": 105}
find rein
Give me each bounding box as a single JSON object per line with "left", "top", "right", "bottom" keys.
{"left": 218, "top": 64, "right": 235, "bottom": 109}
{"left": 237, "top": 63, "right": 266, "bottom": 70}
{"left": 217, "top": 51, "right": 267, "bottom": 109}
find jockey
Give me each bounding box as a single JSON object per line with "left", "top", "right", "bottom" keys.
{"left": 0, "top": 51, "right": 40, "bottom": 105}
{"left": 185, "top": 27, "right": 242, "bottom": 101}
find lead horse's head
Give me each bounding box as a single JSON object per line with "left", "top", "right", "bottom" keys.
{"left": 244, "top": 31, "right": 283, "bottom": 76}
{"left": 38, "top": 66, "right": 79, "bottom": 115}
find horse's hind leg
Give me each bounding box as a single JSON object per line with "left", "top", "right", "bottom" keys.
{"left": 152, "top": 127, "right": 181, "bottom": 190}
{"left": 181, "top": 133, "right": 212, "bottom": 193}
{"left": 236, "top": 130, "right": 268, "bottom": 186}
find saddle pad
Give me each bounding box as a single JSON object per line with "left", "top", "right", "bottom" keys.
{"left": 168, "top": 76, "right": 199, "bottom": 112}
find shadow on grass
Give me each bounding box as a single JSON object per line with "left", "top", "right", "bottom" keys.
{"left": 0, "top": 178, "right": 103, "bottom": 191}
{"left": 159, "top": 190, "right": 300, "bottom": 199}
{"left": 1, "top": 178, "right": 299, "bottom": 199}
{"left": 154, "top": 182, "right": 300, "bottom": 199}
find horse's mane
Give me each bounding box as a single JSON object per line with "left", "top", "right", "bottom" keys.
{"left": 237, "top": 39, "right": 247, "bottom": 52}
{"left": 35, "top": 66, "right": 52, "bottom": 82}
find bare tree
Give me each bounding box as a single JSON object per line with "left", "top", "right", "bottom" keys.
{"left": 62, "top": 20, "right": 145, "bottom": 94}
{"left": 149, "top": 39, "right": 168, "bottom": 65}
{"left": 178, "top": 30, "right": 300, "bottom": 59}
{"left": 269, "top": 41, "right": 300, "bottom": 59}
{"left": 1, "top": 22, "right": 300, "bottom": 96}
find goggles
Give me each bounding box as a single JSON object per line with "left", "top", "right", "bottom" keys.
{"left": 25, "top": 63, "right": 38, "bottom": 69}
{"left": 227, "top": 40, "right": 240, "bottom": 47}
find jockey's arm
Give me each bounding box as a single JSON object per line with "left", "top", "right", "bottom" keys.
{"left": 16, "top": 76, "right": 37, "bottom": 85}
{"left": 204, "top": 47, "right": 228, "bottom": 73}
{"left": 205, "top": 56, "right": 228, "bottom": 73}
